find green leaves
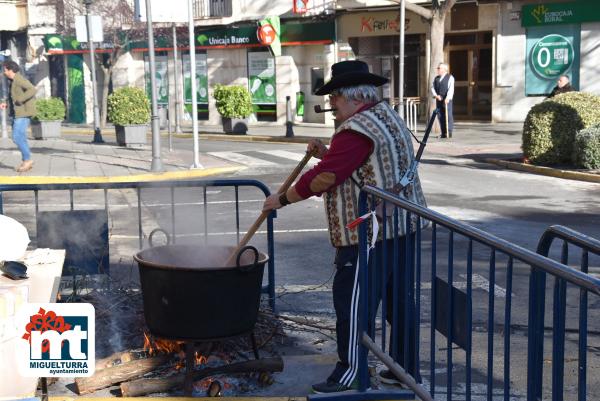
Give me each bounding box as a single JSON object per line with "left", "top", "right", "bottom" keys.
{"left": 522, "top": 92, "right": 600, "bottom": 166}
{"left": 213, "top": 84, "right": 253, "bottom": 118}
{"left": 573, "top": 125, "right": 600, "bottom": 169}
{"left": 107, "top": 87, "right": 150, "bottom": 126}
{"left": 34, "top": 97, "right": 66, "bottom": 122}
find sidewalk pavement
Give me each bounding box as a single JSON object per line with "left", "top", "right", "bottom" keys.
{"left": 1, "top": 120, "right": 598, "bottom": 184}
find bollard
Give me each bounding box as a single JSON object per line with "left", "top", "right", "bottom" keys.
{"left": 285, "top": 95, "right": 294, "bottom": 138}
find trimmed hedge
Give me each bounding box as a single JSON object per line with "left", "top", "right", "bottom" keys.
{"left": 522, "top": 92, "right": 600, "bottom": 165}
{"left": 213, "top": 85, "right": 253, "bottom": 118}
{"left": 107, "top": 87, "right": 150, "bottom": 126}
{"left": 35, "top": 97, "right": 66, "bottom": 121}
{"left": 573, "top": 125, "right": 600, "bottom": 169}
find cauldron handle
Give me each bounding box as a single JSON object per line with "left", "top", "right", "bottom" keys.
{"left": 236, "top": 245, "right": 259, "bottom": 272}
{"left": 149, "top": 228, "right": 171, "bottom": 247}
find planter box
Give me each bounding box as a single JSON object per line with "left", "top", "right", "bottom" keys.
{"left": 31, "top": 120, "right": 61, "bottom": 139}
{"left": 222, "top": 117, "right": 248, "bottom": 134}
{"left": 115, "top": 124, "right": 148, "bottom": 147}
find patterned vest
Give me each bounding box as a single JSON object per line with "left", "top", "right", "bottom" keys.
{"left": 323, "top": 101, "right": 428, "bottom": 247}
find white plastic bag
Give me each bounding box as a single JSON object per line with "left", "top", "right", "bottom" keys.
{"left": 0, "top": 214, "right": 30, "bottom": 261}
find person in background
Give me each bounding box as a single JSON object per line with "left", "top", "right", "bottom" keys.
{"left": 431, "top": 62, "right": 454, "bottom": 138}
{"left": 262, "top": 60, "right": 427, "bottom": 393}
{"left": 547, "top": 75, "right": 573, "bottom": 98}
{"left": 1, "top": 60, "right": 36, "bottom": 172}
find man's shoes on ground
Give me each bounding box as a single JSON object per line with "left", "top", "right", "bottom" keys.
{"left": 377, "top": 369, "right": 403, "bottom": 385}
{"left": 312, "top": 379, "right": 359, "bottom": 394}
{"left": 15, "top": 160, "right": 33, "bottom": 172}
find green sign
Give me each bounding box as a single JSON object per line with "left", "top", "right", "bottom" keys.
{"left": 67, "top": 55, "right": 86, "bottom": 123}
{"left": 525, "top": 25, "right": 580, "bottom": 96}
{"left": 248, "top": 51, "right": 276, "bottom": 104}
{"left": 196, "top": 21, "right": 335, "bottom": 48}
{"left": 145, "top": 56, "right": 169, "bottom": 105}
{"left": 522, "top": 2, "right": 600, "bottom": 27}
{"left": 183, "top": 53, "right": 208, "bottom": 104}
{"left": 530, "top": 34, "right": 574, "bottom": 79}
{"left": 258, "top": 16, "right": 281, "bottom": 57}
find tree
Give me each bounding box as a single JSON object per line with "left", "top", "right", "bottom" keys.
{"left": 388, "top": 0, "right": 457, "bottom": 118}
{"left": 56, "top": 0, "right": 153, "bottom": 127}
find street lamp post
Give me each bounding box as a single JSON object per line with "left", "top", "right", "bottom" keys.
{"left": 84, "top": 0, "right": 104, "bottom": 143}
{"left": 145, "top": 0, "right": 163, "bottom": 171}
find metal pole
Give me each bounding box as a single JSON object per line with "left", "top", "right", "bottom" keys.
{"left": 85, "top": 1, "right": 104, "bottom": 143}
{"left": 285, "top": 95, "right": 294, "bottom": 138}
{"left": 398, "top": 0, "right": 405, "bottom": 119}
{"left": 188, "top": 0, "right": 201, "bottom": 168}
{"left": 145, "top": 0, "right": 163, "bottom": 171}
{"left": 172, "top": 24, "right": 182, "bottom": 134}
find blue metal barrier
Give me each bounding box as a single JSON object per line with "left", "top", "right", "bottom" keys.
{"left": 528, "top": 225, "right": 600, "bottom": 401}
{"left": 0, "top": 179, "right": 278, "bottom": 309}
{"left": 336, "top": 185, "right": 600, "bottom": 401}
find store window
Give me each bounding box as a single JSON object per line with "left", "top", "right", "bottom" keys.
{"left": 183, "top": 51, "right": 209, "bottom": 120}
{"left": 247, "top": 49, "right": 276, "bottom": 122}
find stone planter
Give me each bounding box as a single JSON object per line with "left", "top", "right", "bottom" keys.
{"left": 222, "top": 117, "right": 248, "bottom": 134}
{"left": 31, "top": 121, "right": 61, "bottom": 139}
{"left": 115, "top": 124, "right": 148, "bottom": 147}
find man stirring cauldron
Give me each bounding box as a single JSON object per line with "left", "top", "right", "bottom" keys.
{"left": 262, "top": 60, "right": 428, "bottom": 393}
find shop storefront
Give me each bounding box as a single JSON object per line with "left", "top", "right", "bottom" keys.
{"left": 43, "top": 19, "right": 335, "bottom": 125}
{"left": 493, "top": 0, "right": 600, "bottom": 122}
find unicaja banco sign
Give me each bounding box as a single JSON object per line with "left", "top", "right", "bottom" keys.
{"left": 530, "top": 34, "right": 574, "bottom": 79}
{"left": 17, "top": 303, "right": 95, "bottom": 377}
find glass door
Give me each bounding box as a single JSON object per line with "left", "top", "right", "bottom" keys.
{"left": 448, "top": 46, "right": 492, "bottom": 120}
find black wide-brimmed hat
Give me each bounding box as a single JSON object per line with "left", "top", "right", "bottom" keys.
{"left": 315, "top": 60, "right": 388, "bottom": 96}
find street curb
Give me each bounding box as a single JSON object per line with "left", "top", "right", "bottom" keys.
{"left": 59, "top": 129, "right": 327, "bottom": 145}
{"left": 484, "top": 158, "right": 600, "bottom": 184}
{"left": 0, "top": 166, "right": 244, "bottom": 186}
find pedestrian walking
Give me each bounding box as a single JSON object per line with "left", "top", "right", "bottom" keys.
{"left": 262, "top": 60, "right": 428, "bottom": 393}
{"left": 1, "top": 60, "right": 36, "bottom": 172}
{"left": 431, "top": 62, "right": 454, "bottom": 138}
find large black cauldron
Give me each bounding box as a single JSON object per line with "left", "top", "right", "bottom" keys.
{"left": 134, "top": 244, "right": 268, "bottom": 341}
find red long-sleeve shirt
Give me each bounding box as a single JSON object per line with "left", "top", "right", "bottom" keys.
{"left": 295, "top": 104, "right": 376, "bottom": 199}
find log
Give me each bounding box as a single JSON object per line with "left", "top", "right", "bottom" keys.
{"left": 95, "top": 350, "right": 144, "bottom": 370}
{"left": 120, "top": 356, "right": 284, "bottom": 397}
{"left": 75, "top": 355, "right": 170, "bottom": 395}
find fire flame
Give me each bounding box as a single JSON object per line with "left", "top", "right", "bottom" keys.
{"left": 142, "top": 332, "right": 207, "bottom": 371}
{"left": 143, "top": 332, "right": 185, "bottom": 356}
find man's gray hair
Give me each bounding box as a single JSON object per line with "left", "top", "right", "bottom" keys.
{"left": 332, "top": 85, "right": 381, "bottom": 104}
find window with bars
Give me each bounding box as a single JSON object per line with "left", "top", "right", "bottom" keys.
{"left": 193, "top": 0, "right": 232, "bottom": 18}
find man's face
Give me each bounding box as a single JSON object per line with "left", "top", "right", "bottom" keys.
{"left": 557, "top": 76, "right": 569, "bottom": 88}
{"left": 329, "top": 93, "right": 359, "bottom": 123}
{"left": 437, "top": 65, "right": 447, "bottom": 75}
{"left": 3, "top": 67, "right": 15, "bottom": 80}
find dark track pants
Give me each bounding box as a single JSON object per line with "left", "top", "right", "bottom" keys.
{"left": 327, "top": 235, "right": 418, "bottom": 385}
{"left": 436, "top": 100, "right": 454, "bottom": 137}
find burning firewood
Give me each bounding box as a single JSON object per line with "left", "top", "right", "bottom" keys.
{"left": 120, "top": 356, "right": 284, "bottom": 397}
{"left": 75, "top": 355, "right": 170, "bottom": 395}
{"left": 95, "top": 350, "right": 148, "bottom": 370}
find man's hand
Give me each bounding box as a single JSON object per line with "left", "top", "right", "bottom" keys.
{"left": 435, "top": 95, "right": 442, "bottom": 101}
{"left": 262, "top": 193, "right": 282, "bottom": 212}
{"left": 444, "top": 98, "right": 450, "bottom": 105}
{"left": 0, "top": 102, "right": 6, "bottom": 110}
{"left": 308, "top": 139, "right": 327, "bottom": 160}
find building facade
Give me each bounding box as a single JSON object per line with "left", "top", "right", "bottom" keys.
{"left": 4, "top": 0, "right": 600, "bottom": 127}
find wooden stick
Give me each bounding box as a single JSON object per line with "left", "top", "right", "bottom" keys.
{"left": 224, "top": 150, "right": 315, "bottom": 266}
{"left": 444, "top": 101, "right": 449, "bottom": 136}
{"left": 75, "top": 355, "right": 170, "bottom": 395}
{"left": 120, "top": 356, "right": 284, "bottom": 397}
{"left": 95, "top": 350, "right": 145, "bottom": 371}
